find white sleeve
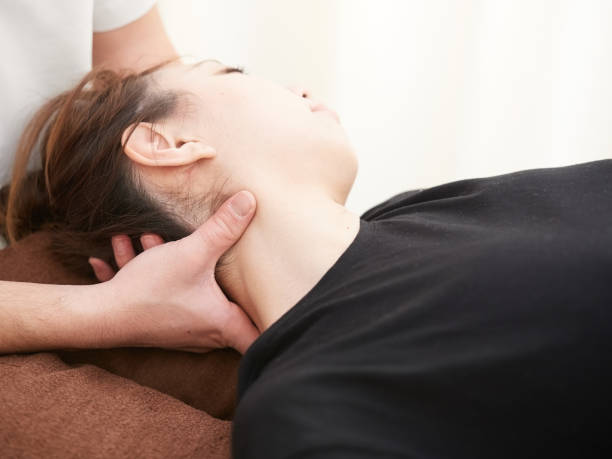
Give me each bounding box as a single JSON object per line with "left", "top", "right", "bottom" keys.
{"left": 93, "top": 0, "right": 157, "bottom": 32}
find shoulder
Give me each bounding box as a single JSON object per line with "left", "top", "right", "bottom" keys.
{"left": 360, "top": 189, "right": 423, "bottom": 221}
{"left": 232, "top": 377, "right": 303, "bottom": 458}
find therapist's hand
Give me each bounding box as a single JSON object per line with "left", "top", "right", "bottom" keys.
{"left": 89, "top": 234, "right": 166, "bottom": 282}
{"left": 89, "top": 190, "right": 259, "bottom": 354}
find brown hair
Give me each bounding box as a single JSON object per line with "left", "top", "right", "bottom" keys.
{"left": 0, "top": 63, "right": 229, "bottom": 277}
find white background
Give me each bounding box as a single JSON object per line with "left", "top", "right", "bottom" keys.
{"left": 158, "top": 0, "right": 612, "bottom": 214}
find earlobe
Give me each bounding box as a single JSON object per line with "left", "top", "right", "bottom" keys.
{"left": 122, "top": 122, "right": 216, "bottom": 167}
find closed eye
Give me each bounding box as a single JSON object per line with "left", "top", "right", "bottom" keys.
{"left": 215, "top": 66, "right": 247, "bottom": 75}
{"left": 190, "top": 59, "right": 247, "bottom": 76}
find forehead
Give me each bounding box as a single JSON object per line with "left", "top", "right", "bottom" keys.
{"left": 153, "top": 59, "right": 226, "bottom": 88}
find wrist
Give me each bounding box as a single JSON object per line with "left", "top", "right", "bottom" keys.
{"left": 61, "top": 281, "right": 122, "bottom": 350}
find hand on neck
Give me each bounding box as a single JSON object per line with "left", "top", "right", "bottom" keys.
{"left": 218, "top": 186, "right": 360, "bottom": 332}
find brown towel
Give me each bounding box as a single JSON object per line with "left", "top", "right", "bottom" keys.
{"left": 0, "top": 232, "right": 239, "bottom": 458}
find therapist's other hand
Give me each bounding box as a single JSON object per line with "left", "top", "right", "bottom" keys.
{"left": 93, "top": 190, "right": 259, "bottom": 354}
{"left": 89, "top": 233, "right": 165, "bottom": 282}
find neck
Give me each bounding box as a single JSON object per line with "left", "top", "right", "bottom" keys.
{"left": 220, "top": 187, "right": 360, "bottom": 332}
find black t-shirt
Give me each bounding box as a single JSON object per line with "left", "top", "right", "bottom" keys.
{"left": 232, "top": 160, "right": 612, "bottom": 459}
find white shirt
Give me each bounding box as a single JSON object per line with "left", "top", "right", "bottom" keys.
{"left": 0, "top": 0, "right": 156, "bottom": 187}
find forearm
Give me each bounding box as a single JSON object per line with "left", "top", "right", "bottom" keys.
{"left": 92, "top": 5, "right": 178, "bottom": 72}
{"left": 0, "top": 280, "right": 114, "bottom": 354}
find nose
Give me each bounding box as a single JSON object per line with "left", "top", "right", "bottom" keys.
{"left": 286, "top": 84, "right": 312, "bottom": 100}
{"left": 286, "top": 84, "right": 325, "bottom": 112}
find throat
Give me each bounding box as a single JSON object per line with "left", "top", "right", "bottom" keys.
{"left": 221, "top": 193, "right": 360, "bottom": 332}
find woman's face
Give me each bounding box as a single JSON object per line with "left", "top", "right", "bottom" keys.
{"left": 152, "top": 60, "right": 358, "bottom": 204}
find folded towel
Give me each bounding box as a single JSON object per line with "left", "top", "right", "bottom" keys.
{"left": 0, "top": 232, "right": 237, "bottom": 458}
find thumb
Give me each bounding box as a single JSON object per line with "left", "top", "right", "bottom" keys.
{"left": 222, "top": 301, "right": 261, "bottom": 354}
{"left": 186, "top": 190, "right": 256, "bottom": 262}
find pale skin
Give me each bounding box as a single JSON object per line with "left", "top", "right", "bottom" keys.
{"left": 120, "top": 60, "right": 361, "bottom": 331}
{"left": 0, "top": 5, "right": 260, "bottom": 355}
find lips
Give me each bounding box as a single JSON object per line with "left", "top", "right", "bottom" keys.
{"left": 310, "top": 102, "right": 341, "bottom": 123}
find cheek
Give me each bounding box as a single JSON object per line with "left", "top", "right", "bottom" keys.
{"left": 229, "top": 101, "right": 312, "bottom": 153}
{"left": 206, "top": 82, "right": 353, "bottom": 165}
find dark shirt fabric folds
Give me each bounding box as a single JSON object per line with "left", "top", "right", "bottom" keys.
{"left": 232, "top": 160, "right": 612, "bottom": 459}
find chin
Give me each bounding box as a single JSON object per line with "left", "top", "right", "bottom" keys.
{"left": 334, "top": 145, "right": 359, "bottom": 204}
{"left": 311, "top": 132, "right": 358, "bottom": 201}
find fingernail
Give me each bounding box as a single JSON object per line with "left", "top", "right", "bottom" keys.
{"left": 229, "top": 191, "right": 255, "bottom": 217}
{"left": 112, "top": 236, "right": 127, "bottom": 254}
{"left": 141, "top": 235, "right": 155, "bottom": 247}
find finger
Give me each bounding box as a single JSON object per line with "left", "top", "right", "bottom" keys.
{"left": 175, "top": 346, "right": 215, "bottom": 354}
{"left": 185, "top": 190, "right": 256, "bottom": 262}
{"left": 221, "top": 301, "right": 261, "bottom": 354}
{"left": 111, "top": 235, "right": 136, "bottom": 268}
{"left": 140, "top": 233, "right": 165, "bottom": 250}
{"left": 88, "top": 257, "right": 116, "bottom": 282}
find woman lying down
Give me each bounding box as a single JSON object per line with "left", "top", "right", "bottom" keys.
{"left": 3, "top": 60, "right": 611, "bottom": 458}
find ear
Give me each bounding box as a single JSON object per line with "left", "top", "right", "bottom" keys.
{"left": 122, "top": 122, "right": 216, "bottom": 167}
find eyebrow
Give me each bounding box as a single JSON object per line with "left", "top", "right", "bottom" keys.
{"left": 192, "top": 58, "right": 222, "bottom": 67}
{"left": 190, "top": 58, "right": 235, "bottom": 75}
